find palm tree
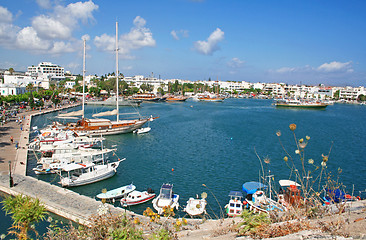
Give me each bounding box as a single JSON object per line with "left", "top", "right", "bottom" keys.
{"left": 2, "top": 195, "right": 47, "bottom": 239}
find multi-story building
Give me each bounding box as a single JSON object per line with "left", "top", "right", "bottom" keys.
{"left": 27, "top": 62, "right": 65, "bottom": 81}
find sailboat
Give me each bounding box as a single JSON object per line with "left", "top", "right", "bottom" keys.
{"left": 63, "top": 22, "right": 156, "bottom": 136}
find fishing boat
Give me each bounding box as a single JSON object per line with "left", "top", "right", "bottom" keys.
{"left": 87, "top": 96, "right": 142, "bottom": 107}
{"left": 225, "top": 191, "right": 244, "bottom": 217}
{"left": 59, "top": 23, "right": 154, "bottom": 137}
{"left": 274, "top": 99, "right": 328, "bottom": 109}
{"left": 183, "top": 192, "right": 207, "bottom": 217}
{"left": 152, "top": 183, "right": 179, "bottom": 215}
{"left": 121, "top": 189, "right": 156, "bottom": 206}
{"left": 59, "top": 159, "right": 124, "bottom": 187}
{"left": 278, "top": 180, "right": 302, "bottom": 208}
{"left": 243, "top": 181, "right": 286, "bottom": 214}
{"left": 96, "top": 184, "right": 136, "bottom": 200}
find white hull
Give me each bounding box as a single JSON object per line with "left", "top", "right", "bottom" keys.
{"left": 152, "top": 194, "right": 179, "bottom": 215}
{"left": 121, "top": 191, "right": 156, "bottom": 206}
{"left": 60, "top": 161, "right": 121, "bottom": 187}
{"left": 184, "top": 198, "right": 207, "bottom": 216}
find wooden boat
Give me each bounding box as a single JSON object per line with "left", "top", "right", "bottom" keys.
{"left": 184, "top": 193, "right": 207, "bottom": 217}
{"left": 121, "top": 189, "right": 156, "bottom": 206}
{"left": 131, "top": 93, "right": 163, "bottom": 102}
{"left": 152, "top": 183, "right": 179, "bottom": 215}
{"left": 278, "top": 180, "right": 302, "bottom": 208}
{"left": 198, "top": 94, "right": 225, "bottom": 102}
{"left": 274, "top": 99, "right": 328, "bottom": 109}
{"left": 96, "top": 184, "right": 136, "bottom": 200}
{"left": 225, "top": 191, "right": 244, "bottom": 217}
{"left": 59, "top": 23, "right": 155, "bottom": 137}
{"left": 165, "top": 95, "right": 188, "bottom": 102}
{"left": 59, "top": 159, "right": 124, "bottom": 187}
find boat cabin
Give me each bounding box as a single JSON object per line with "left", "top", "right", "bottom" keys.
{"left": 226, "top": 191, "right": 244, "bottom": 217}
{"left": 160, "top": 184, "right": 173, "bottom": 200}
{"left": 278, "top": 180, "right": 302, "bottom": 207}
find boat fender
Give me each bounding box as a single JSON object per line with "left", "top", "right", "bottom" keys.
{"left": 243, "top": 200, "right": 247, "bottom": 205}
{"left": 357, "top": 196, "right": 361, "bottom": 200}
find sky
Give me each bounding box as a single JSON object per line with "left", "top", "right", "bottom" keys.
{"left": 0, "top": 0, "right": 366, "bottom": 87}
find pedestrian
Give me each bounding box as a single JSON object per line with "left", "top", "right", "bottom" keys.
{"left": 10, "top": 136, "right": 13, "bottom": 143}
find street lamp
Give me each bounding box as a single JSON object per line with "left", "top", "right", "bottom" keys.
{"left": 8, "top": 161, "right": 14, "bottom": 187}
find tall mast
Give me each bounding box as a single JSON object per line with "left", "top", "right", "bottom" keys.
{"left": 115, "top": 21, "right": 119, "bottom": 122}
{"left": 82, "top": 39, "right": 86, "bottom": 119}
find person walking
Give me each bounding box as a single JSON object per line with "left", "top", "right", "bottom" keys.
{"left": 10, "top": 135, "right": 13, "bottom": 143}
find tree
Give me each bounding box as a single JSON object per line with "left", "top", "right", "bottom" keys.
{"left": 26, "top": 83, "right": 34, "bottom": 93}
{"left": 358, "top": 94, "right": 365, "bottom": 102}
{"left": 333, "top": 90, "right": 340, "bottom": 100}
{"left": 2, "top": 194, "right": 47, "bottom": 239}
{"left": 8, "top": 67, "right": 14, "bottom": 75}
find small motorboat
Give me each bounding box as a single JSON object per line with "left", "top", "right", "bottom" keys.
{"left": 120, "top": 188, "right": 156, "bottom": 206}
{"left": 133, "top": 127, "right": 151, "bottom": 134}
{"left": 96, "top": 183, "right": 136, "bottom": 200}
{"left": 184, "top": 192, "right": 207, "bottom": 217}
{"left": 225, "top": 191, "right": 244, "bottom": 217}
{"left": 152, "top": 183, "right": 179, "bottom": 215}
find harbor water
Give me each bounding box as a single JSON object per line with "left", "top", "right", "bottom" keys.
{"left": 21, "top": 99, "right": 366, "bottom": 219}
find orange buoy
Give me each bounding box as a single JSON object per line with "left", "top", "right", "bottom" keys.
{"left": 171, "top": 168, "right": 174, "bottom": 172}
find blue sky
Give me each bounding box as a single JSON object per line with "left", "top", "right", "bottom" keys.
{"left": 0, "top": 0, "right": 365, "bottom": 86}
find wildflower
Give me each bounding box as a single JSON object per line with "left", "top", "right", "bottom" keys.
{"left": 276, "top": 130, "right": 281, "bottom": 137}
{"left": 308, "top": 159, "right": 314, "bottom": 164}
{"left": 289, "top": 123, "right": 297, "bottom": 131}
{"left": 47, "top": 216, "right": 53, "bottom": 222}
{"left": 176, "top": 220, "right": 182, "bottom": 226}
{"left": 321, "top": 161, "right": 326, "bottom": 167}
{"left": 283, "top": 156, "right": 288, "bottom": 162}
{"left": 134, "top": 217, "right": 140, "bottom": 225}
{"left": 1, "top": 234, "right": 6, "bottom": 240}
{"left": 299, "top": 141, "right": 307, "bottom": 149}
{"left": 299, "top": 138, "right": 304, "bottom": 143}
{"left": 97, "top": 203, "right": 108, "bottom": 216}
{"left": 295, "top": 149, "right": 300, "bottom": 154}
{"left": 322, "top": 154, "right": 328, "bottom": 162}
{"left": 338, "top": 168, "right": 342, "bottom": 174}
{"left": 264, "top": 157, "right": 270, "bottom": 164}
{"left": 306, "top": 136, "right": 310, "bottom": 140}
{"left": 182, "top": 218, "right": 188, "bottom": 225}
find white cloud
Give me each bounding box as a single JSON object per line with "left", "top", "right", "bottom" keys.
{"left": 32, "top": 15, "right": 71, "bottom": 39}
{"left": 171, "top": 30, "right": 179, "bottom": 40}
{"left": 170, "top": 29, "right": 189, "bottom": 40}
{"left": 0, "top": 6, "right": 13, "bottom": 23}
{"left": 194, "top": 28, "right": 224, "bottom": 55}
{"left": 0, "top": 1, "right": 99, "bottom": 54}
{"left": 94, "top": 16, "right": 156, "bottom": 58}
{"left": 16, "top": 27, "right": 50, "bottom": 51}
{"left": 317, "top": 61, "right": 353, "bottom": 72}
{"left": 227, "top": 57, "right": 244, "bottom": 68}
{"left": 36, "top": 0, "right": 52, "bottom": 9}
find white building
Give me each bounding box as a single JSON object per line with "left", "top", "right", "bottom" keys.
{"left": 3, "top": 75, "right": 49, "bottom": 89}
{"left": 27, "top": 62, "right": 65, "bottom": 81}
{"left": 0, "top": 83, "right": 27, "bottom": 96}
{"left": 339, "top": 86, "right": 366, "bottom": 100}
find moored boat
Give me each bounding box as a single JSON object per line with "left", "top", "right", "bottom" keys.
{"left": 121, "top": 189, "right": 156, "bottom": 206}
{"left": 165, "top": 95, "right": 188, "bottom": 102}
{"left": 184, "top": 193, "right": 207, "bottom": 217}
{"left": 59, "top": 159, "right": 124, "bottom": 187}
{"left": 96, "top": 184, "right": 136, "bottom": 200}
{"left": 152, "top": 183, "right": 179, "bottom": 215}
{"left": 225, "top": 191, "right": 244, "bottom": 217}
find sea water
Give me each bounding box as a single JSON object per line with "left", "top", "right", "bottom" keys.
{"left": 20, "top": 99, "right": 366, "bottom": 220}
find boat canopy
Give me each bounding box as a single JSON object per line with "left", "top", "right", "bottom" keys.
{"left": 228, "top": 191, "right": 243, "bottom": 198}
{"left": 279, "top": 180, "right": 301, "bottom": 187}
{"left": 58, "top": 110, "right": 83, "bottom": 118}
{"left": 242, "top": 181, "right": 268, "bottom": 194}
{"left": 62, "top": 162, "right": 94, "bottom": 172}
